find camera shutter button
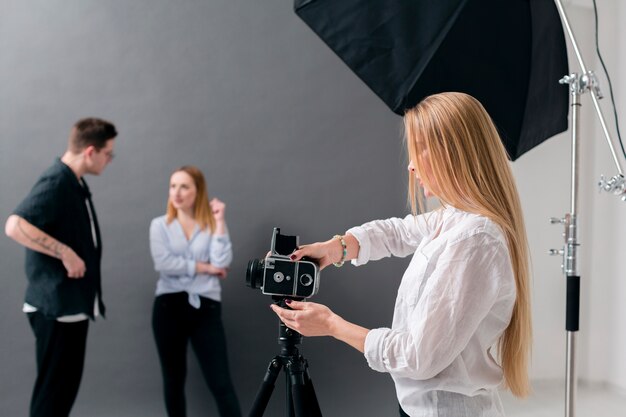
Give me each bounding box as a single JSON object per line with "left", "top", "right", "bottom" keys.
{"left": 273, "top": 272, "right": 285, "bottom": 283}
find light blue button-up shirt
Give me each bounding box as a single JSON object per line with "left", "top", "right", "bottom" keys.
{"left": 149, "top": 215, "right": 233, "bottom": 308}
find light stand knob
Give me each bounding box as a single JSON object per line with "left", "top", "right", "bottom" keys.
{"left": 598, "top": 174, "right": 626, "bottom": 201}
{"left": 548, "top": 248, "right": 566, "bottom": 271}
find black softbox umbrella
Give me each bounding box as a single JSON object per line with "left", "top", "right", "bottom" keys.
{"left": 294, "top": 0, "right": 569, "bottom": 160}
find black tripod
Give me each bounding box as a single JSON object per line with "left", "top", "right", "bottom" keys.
{"left": 248, "top": 298, "right": 323, "bottom": 417}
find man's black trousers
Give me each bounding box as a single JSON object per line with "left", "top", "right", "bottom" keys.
{"left": 27, "top": 312, "right": 89, "bottom": 417}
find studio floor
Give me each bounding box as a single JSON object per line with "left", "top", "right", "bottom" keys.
{"left": 501, "top": 379, "right": 626, "bottom": 417}
{"left": 8, "top": 377, "right": 626, "bottom": 416}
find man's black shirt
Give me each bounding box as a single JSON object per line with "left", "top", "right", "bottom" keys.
{"left": 14, "top": 158, "right": 105, "bottom": 319}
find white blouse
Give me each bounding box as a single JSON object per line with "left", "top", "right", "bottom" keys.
{"left": 149, "top": 216, "right": 233, "bottom": 307}
{"left": 347, "top": 206, "right": 516, "bottom": 417}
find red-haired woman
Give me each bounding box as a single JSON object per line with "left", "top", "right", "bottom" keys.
{"left": 150, "top": 166, "right": 241, "bottom": 417}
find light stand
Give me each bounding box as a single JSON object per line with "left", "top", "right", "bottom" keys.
{"left": 550, "top": 2, "right": 626, "bottom": 417}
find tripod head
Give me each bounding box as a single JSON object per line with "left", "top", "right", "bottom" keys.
{"left": 272, "top": 296, "right": 305, "bottom": 356}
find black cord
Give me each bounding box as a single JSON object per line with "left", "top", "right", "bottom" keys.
{"left": 592, "top": 0, "right": 626, "bottom": 160}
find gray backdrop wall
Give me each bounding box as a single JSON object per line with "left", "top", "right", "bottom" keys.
{"left": 1, "top": 1, "right": 411, "bottom": 415}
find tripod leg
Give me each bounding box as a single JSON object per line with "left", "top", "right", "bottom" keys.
{"left": 248, "top": 358, "right": 282, "bottom": 417}
{"left": 286, "top": 357, "right": 323, "bottom": 417}
{"left": 302, "top": 364, "right": 322, "bottom": 417}
{"left": 286, "top": 371, "right": 295, "bottom": 417}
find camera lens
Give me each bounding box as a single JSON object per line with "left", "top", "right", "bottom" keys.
{"left": 246, "top": 259, "right": 264, "bottom": 289}
{"left": 299, "top": 273, "right": 313, "bottom": 287}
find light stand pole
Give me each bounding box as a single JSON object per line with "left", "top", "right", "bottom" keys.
{"left": 551, "top": 2, "right": 626, "bottom": 417}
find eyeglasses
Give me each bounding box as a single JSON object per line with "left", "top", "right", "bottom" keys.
{"left": 103, "top": 150, "right": 115, "bottom": 161}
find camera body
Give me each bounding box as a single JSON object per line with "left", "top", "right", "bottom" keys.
{"left": 246, "top": 228, "right": 320, "bottom": 299}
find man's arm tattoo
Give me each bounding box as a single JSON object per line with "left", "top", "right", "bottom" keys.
{"left": 16, "top": 218, "right": 66, "bottom": 259}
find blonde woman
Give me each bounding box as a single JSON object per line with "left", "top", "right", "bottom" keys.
{"left": 150, "top": 166, "right": 241, "bottom": 417}
{"left": 271, "top": 92, "right": 531, "bottom": 417}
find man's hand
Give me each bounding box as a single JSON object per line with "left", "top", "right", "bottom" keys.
{"left": 61, "top": 248, "right": 86, "bottom": 278}
{"left": 5, "top": 215, "right": 86, "bottom": 279}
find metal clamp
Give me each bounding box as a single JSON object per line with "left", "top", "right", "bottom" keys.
{"left": 598, "top": 174, "right": 626, "bottom": 201}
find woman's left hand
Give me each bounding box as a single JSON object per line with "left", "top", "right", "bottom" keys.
{"left": 198, "top": 262, "right": 228, "bottom": 279}
{"left": 210, "top": 198, "right": 226, "bottom": 221}
{"left": 270, "top": 300, "right": 336, "bottom": 337}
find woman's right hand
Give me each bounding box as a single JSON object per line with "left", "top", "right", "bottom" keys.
{"left": 290, "top": 238, "right": 344, "bottom": 270}
{"left": 197, "top": 262, "right": 228, "bottom": 279}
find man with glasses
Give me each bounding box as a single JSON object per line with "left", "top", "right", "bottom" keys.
{"left": 4, "top": 117, "right": 117, "bottom": 417}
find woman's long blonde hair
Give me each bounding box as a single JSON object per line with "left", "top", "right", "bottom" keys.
{"left": 404, "top": 92, "right": 531, "bottom": 397}
{"left": 166, "top": 166, "right": 216, "bottom": 233}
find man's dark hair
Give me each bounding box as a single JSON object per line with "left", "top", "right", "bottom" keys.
{"left": 69, "top": 117, "right": 117, "bottom": 152}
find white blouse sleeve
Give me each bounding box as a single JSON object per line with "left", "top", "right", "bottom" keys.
{"left": 209, "top": 232, "right": 233, "bottom": 268}
{"left": 149, "top": 218, "right": 196, "bottom": 277}
{"left": 347, "top": 214, "right": 429, "bottom": 266}
{"left": 364, "top": 231, "right": 514, "bottom": 379}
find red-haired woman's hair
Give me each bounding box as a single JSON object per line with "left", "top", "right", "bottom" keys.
{"left": 166, "top": 166, "right": 216, "bottom": 233}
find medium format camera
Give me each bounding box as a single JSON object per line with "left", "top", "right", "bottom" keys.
{"left": 246, "top": 228, "right": 320, "bottom": 299}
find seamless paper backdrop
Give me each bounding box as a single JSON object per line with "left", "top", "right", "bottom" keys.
{"left": 0, "top": 1, "right": 405, "bottom": 415}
